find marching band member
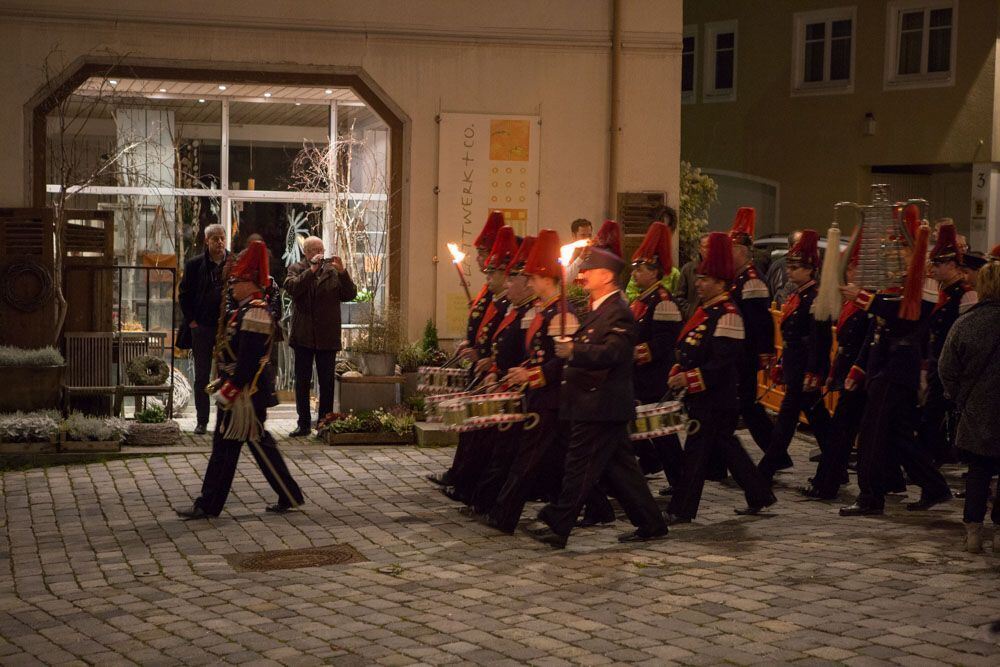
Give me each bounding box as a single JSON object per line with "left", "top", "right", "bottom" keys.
{"left": 757, "top": 230, "right": 834, "bottom": 482}
{"left": 840, "top": 209, "right": 952, "bottom": 517}
{"left": 176, "top": 241, "right": 304, "bottom": 519}
{"left": 918, "top": 222, "right": 977, "bottom": 465}
{"left": 666, "top": 233, "right": 776, "bottom": 523}
{"left": 728, "top": 208, "right": 778, "bottom": 459}
{"left": 628, "top": 221, "right": 685, "bottom": 493}
{"left": 525, "top": 245, "right": 669, "bottom": 548}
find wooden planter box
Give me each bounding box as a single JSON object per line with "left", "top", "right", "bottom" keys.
{"left": 0, "top": 436, "right": 59, "bottom": 454}
{"left": 125, "top": 421, "right": 180, "bottom": 446}
{"left": 60, "top": 439, "right": 121, "bottom": 453}
{"left": 322, "top": 431, "right": 413, "bottom": 446}
{"left": 0, "top": 364, "right": 64, "bottom": 412}
{"left": 338, "top": 374, "right": 403, "bottom": 412}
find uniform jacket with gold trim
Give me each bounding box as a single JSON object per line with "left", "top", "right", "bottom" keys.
{"left": 850, "top": 281, "right": 935, "bottom": 388}
{"left": 631, "top": 284, "right": 682, "bottom": 402}
{"left": 215, "top": 296, "right": 275, "bottom": 412}
{"left": 778, "top": 280, "right": 832, "bottom": 381}
{"left": 560, "top": 292, "right": 636, "bottom": 423}
{"left": 671, "top": 293, "right": 745, "bottom": 407}
{"left": 522, "top": 296, "right": 576, "bottom": 412}
{"left": 491, "top": 298, "right": 535, "bottom": 374}
{"left": 927, "top": 279, "right": 977, "bottom": 363}
{"left": 474, "top": 292, "right": 509, "bottom": 359}
{"left": 466, "top": 286, "right": 493, "bottom": 346}
{"left": 729, "top": 263, "right": 774, "bottom": 361}
{"left": 829, "top": 300, "right": 869, "bottom": 390}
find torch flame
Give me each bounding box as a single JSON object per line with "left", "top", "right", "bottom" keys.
{"left": 559, "top": 239, "right": 590, "bottom": 267}
{"left": 446, "top": 242, "right": 465, "bottom": 264}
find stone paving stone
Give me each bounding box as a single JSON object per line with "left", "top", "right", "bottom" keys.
{"left": 2, "top": 431, "right": 999, "bottom": 665}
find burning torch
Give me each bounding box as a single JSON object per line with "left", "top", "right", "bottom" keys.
{"left": 557, "top": 239, "right": 590, "bottom": 336}
{"left": 447, "top": 242, "right": 473, "bottom": 305}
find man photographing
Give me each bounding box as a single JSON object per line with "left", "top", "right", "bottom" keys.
{"left": 283, "top": 236, "right": 357, "bottom": 437}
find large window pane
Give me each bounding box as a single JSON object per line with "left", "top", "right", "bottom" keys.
{"left": 831, "top": 19, "right": 852, "bottom": 39}
{"left": 928, "top": 26, "right": 952, "bottom": 72}
{"left": 715, "top": 50, "right": 734, "bottom": 89}
{"left": 804, "top": 41, "right": 825, "bottom": 82}
{"left": 805, "top": 22, "right": 825, "bottom": 41}
{"left": 830, "top": 36, "right": 851, "bottom": 80}
{"left": 898, "top": 30, "right": 923, "bottom": 75}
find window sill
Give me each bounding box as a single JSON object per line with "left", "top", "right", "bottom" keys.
{"left": 791, "top": 82, "right": 854, "bottom": 97}
{"left": 884, "top": 73, "right": 955, "bottom": 91}
{"left": 703, "top": 90, "right": 736, "bottom": 103}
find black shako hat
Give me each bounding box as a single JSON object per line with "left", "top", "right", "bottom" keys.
{"left": 579, "top": 246, "right": 624, "bottom": 274}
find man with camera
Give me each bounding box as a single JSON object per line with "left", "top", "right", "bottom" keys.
{"left": 283, "top": 236, "right": 357, "bottom": 437}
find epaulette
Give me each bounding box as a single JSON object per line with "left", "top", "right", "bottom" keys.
{"left": 653, "top": 299, "right": 681, "bottom": 322}
{"left": 716, "top": 312, "right": 745, "bottom": 340}
{"left": 241, "top": 305, "right": 273, "bottom": 334}
{"left": 922, "top": 277, "right": 939, "bottom": 303}
{"left": 741, "top": 277, "right": 770, "bottom": 300}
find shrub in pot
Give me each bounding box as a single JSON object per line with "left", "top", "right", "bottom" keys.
{"left": 61, "top": 413, "right": 128, "bottom": 452}
{"left": 0, "top": 346, "right": 65, "bottom": 412}
{"left": 126, "top": 404, "right": 180, "bottom": 446}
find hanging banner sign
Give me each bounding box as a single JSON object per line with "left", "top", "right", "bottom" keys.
{"left": 436, "top": 113, "right": 541, "bottom": 337}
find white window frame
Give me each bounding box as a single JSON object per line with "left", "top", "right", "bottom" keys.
{"left": 884, "top": 0, "right": 958, "bottom": 90}
{"left": 681, "top": 25, "right": 697, "bottom": 104}
{"left": 791, "top": 6, "right": 857, "bottom": 96}
{"left": 703, "top": 20, "right": 737, "bottom": 103}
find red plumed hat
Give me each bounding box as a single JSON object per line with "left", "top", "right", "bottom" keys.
{"left": 787, "top": 229, "right": 820, "bottom": 268}
{"left": 593, "top": 219, "right": 622, "bottom": 258}
{"left": 230, "top": 240, "right": 269, "bottom": 287}
{"left": 698, "top": 232, "right": 735, "bottom": 282}
{"left": 484, "top": 225, "right": 518, "bottom": 271}
{"left": 474, "top": 210, "right": 505, "bottom": 251}
{"left": 729, "top": 207, "right": 756, "bottom": 246}
{"left": 631, "top": 222, "right": 673, "bottom": 274}
{"left": 929, "top": 222, "right": 961, "bottom": 264}
{"left": 990, "top": 243, "right": 1000, "bottom": 263}
{"left": 899, "top": 224, "right": 930, "bottom": 321}
{"left": 900, "top": 203, "right": 922, "bottom": 246}
{"left": 506, "top": 235, "right": 535, "bottom": 276}
{"left": 524, "top": 229, "right": 562, "bottom": 279}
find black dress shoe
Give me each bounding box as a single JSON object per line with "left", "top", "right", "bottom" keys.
{"left": 839, "top": 502, "right": 883, "bottom": 517}
{"left": 658, "top": 486, "right": 674, "bottom": 496}
{"left": 775, "top": 456, "right": 794, "bottom": 472}
{"left": 175, "top": 504, "right": 216, "bottom": 520}
{"left": 265, "top": 501, "right": 294, "bottom": 514}
{"left": 426, "top": 472, "right": 451, "bottom": 486}
{"left": 484, "top": 515, "right": 514, "bottom": 535}
{"left": 953, "top": 489, "right": 966, "bottom": 499}
{"left": 665, "top": 513, "right": 691, "bottom": 526}
{"left": 735, "top": 493, "right": 777, "bottom": 516}
{"left": 522, "top": 522, "right": 567, "bottom": 548}
{"left": 617, "top": 527, "right": 668, "bottom": 543}
{"left": 438, "top": 486, "right": 464, "bottom": 502}
{"left": 289, "top": 426, "right": 311, "bottom": 437}
{"left": 906, "top": 491, "right": 952, "bottom": 511}
{"left": 798, "top": 486, "right": 836, "bottom": 501}
{"left": 576, "top": 516, "right": 615, "bottom": 528}
{"left": 193, "top": 423, "right": 207, "bottom": 435}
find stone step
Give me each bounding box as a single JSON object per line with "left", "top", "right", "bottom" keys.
{"left": 414, "top": 421, "right": 458, "bottom": 447}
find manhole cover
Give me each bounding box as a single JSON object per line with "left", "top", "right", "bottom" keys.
{"left": 224, "top": 544, "right": 368, "bottom": 572}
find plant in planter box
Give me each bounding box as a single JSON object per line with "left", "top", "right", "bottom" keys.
{"left": 349, "top": 303, "right": 403, "bottom": 376}
{"left": 0, "top": 346, "right": 66, "bottom": 413}
{"left": 62, "top": 413, "right": 128, "bottom": 443}
{"left": 127, "top": 405, "right": 181, "bottom": 446}
{"left": 317, "top": 407, "right": 415, "bottom": 442}
{"left": 0, "top": 411, "right": 60, "bottom": 443}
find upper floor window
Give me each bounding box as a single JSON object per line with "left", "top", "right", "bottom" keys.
{"left": 704, "top": 20, "right": 737, "bottom": 102}
{"left": 792, "top": 7, "right": 856, "bottom": 95}
{"left": 885, "top": 0, "right": 957, "bottom": 89}
{"left": 682, "top": 26, "right": 697, "bottom": 103}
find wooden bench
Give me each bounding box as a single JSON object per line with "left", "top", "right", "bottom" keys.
{"left": 63, "top": 332, "right": 117, "bottom": 414}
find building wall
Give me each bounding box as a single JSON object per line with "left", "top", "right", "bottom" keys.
{"left": 0, "top": 0, "right": 682, "bottom": 339}
{"left": 682, "top": 0, "right": 997, "bottom": 236}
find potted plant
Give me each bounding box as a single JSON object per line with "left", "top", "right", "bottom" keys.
{"left": 126, "top": 404, "right": 180, "bottom": 446}
{"left": 0, "top": 411, "right": 61, "bottom": 453}
{"left": 317, "top": 407, "right": 415, "bottom": 445}
{"left": 398, "top": 319, "right": 448, "bottom": 400}
{"left": 349, "top": 304, "right": 403, "bottom": 376}
{"left": 0, "top": 346, "right": 65, "bottom": 412}
{"left": 341, "top": 288, "right": 374, "bottom": 326}
{"left": 60, "top": 413, "right": 128, "bottom": 452}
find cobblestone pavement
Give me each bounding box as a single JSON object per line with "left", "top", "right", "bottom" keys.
{"left": 1, "top": 431, "right": 999, "bottom": 666}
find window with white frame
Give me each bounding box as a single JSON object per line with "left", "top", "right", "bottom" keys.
{"left": 704, "top": 20, "right": 737, "bottom": 101}
{"left": 681, "top": 26, "right": 697, "bottom": 102}
{"left": 792, "top": 7, "right": 856, "bottom": 94}
{"left": 885, "top": 0, "right": 957, "bottom": 88}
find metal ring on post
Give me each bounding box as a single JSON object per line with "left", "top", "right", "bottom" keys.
{"left": 686, "top": 419, "right": 700, "bottom": 436}
{"left": 522, "top": 412, "right": 540, "bottom": 431}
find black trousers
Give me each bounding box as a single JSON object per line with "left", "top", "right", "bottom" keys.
{"left": 537, "top": 421, "right": 666, "bottom": 538}
{"left": 452, "top": 429, "right": 498, "bottom": 503}
{"left": 811, "top": 389, "right": 866, "bottom": 496}
{"left": 196, "top": 408, "right": 304, "bottom": 515}
{"left": 191, "top": 325, "right": 216, "bottom": 427}
{"left": 490, "top": 409, "right": 564, "bottom": 532}
{"left": 855, "top": 375, "right": 950, "bottom": 510}
{"left": 648, "top": 433, "right": 684, "bottom": 488}
{"left": 737, "top": 355, "right": 774, "bottom": 452}
{"left": 918, "top": 369, "right": 956, "bottom": 464}
{"left": 292, "top": 346, "right": 336, "bottom": 428}
{"left": 669, "top": 403, "right": 774, "bottom": 520}
{"left": 759, "top": 367, "right": 832, "bottom": 479}
{"left": 471, "top": 423, "right": 523, "bottom": 514}
{"left": 963, "top": 452, "right": 1000, "bottom": 524}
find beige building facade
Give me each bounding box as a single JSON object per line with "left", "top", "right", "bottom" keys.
{"left": 682, "top": 0, "right": 1000, "bottom": 253}
{"left": 0, "top": 0, "right": 683, "bottom": 339}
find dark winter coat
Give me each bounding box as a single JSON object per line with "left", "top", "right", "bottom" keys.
{"left": 938, "top": 299, "right": 1000, "bottom": 458}
{"left": 282, "top": 260, "right": 357, "bottom": 351}
{"left": 177, "top": 250, "right": 229, "bottom": 350}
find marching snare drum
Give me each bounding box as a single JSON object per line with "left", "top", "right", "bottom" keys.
{"left": 424, "top": 390, "right": 475, "bottom": 423}
{"left": 629, "top": 401, "right": 686, "bottom": 441}
{"left": 417, "top": 366, "right": 469, "bottom": 394}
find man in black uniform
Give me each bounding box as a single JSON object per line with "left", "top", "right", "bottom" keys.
{"left": 666, "top": 233, "right": 776, "bottom": 523}
{"left": 840, "top": 210, "right": 952, "bottom": 516}
{"left": 524, "top": 246, "right": 668, "bottom": 548}
{"left": 757, "top": 230, "right": 834, "bottom": 481}
{"left": 918, "top": 222, "right": 977, "bottom": 464}
{"left": 176, "top": 241, "right": 304, "bottom": 519}
{"left": 727, "top": 208, "right": 777, "bottom": 459}
{"left": 801, "top": 242, "right": 871, "bottom": 499}
{"left": 427, "top": 210, "right": 505, "bottom": 487}
{"left": 629, "top": 221, "right": 684, "bottom": 492}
